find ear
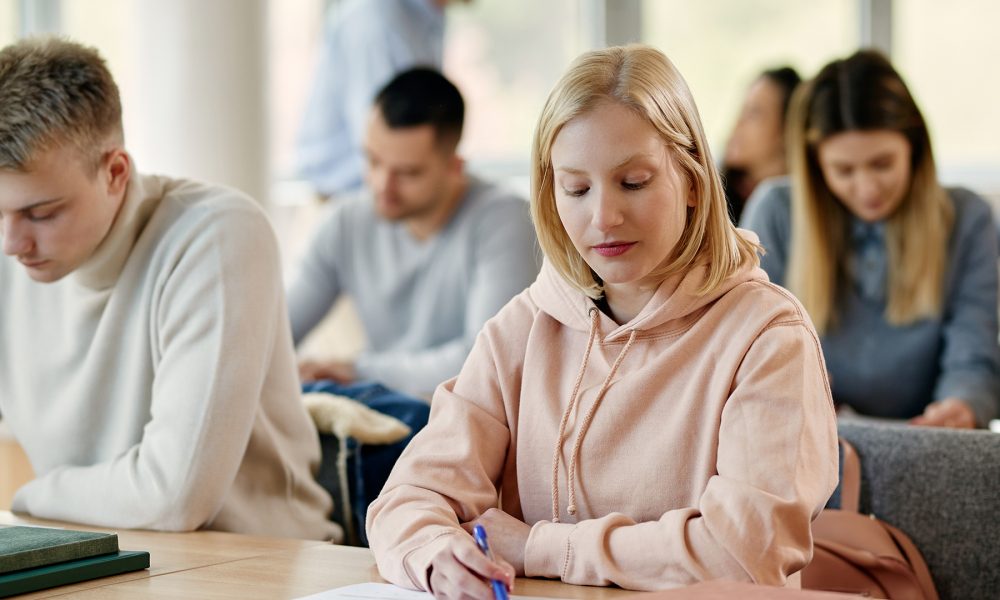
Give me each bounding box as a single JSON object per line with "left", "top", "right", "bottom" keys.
{"left": 103, "top": 148, "right": 131, "bottom": 199}
{"left": 448, "top": 153, "right": 464, "bottom": 176}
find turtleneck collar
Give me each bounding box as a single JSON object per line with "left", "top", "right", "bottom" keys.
{"left": 71, "top": 171, "right": 163, "bottom": 290}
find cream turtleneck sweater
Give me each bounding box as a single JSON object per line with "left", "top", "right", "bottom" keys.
{"left": 0, "top": 172, "right": 340, "bottom": 541}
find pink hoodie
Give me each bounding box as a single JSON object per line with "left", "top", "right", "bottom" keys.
{"left": 366, "top": 252, "right": 838, "bottom": 591}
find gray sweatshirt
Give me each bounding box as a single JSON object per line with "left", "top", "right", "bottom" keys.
{"left": 288, "top": 176, "right": 541, "bottom": 397}
{"left": 741, "top": 177, "right": 1000, "bottom": 425}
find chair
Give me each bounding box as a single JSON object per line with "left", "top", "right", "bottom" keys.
{"left": 826, "top": 421, "right": 1000, "bottom": 599}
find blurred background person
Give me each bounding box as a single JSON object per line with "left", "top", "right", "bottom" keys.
{"left": 721, "top": 66, "right": 800, "bottom": 223}
{"left": 296, "top": 0, "right": 458, "bottom": 200}
{"left": 742, "top": 50, "right": 1000, "bottom": 429}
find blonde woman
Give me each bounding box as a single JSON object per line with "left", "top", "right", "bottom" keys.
{"left": 367, "top": 44, "right": 837, "bottom": 597}
{"left": 742, "top": 50, "right": 1000, "bottom": 429}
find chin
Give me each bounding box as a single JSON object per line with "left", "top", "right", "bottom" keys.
{"left": 26, "top": 270, "right": 63, "bottom": 283}
{"left": 375, "top": 203, "right": 410, "bottom": 222}
{"left": 23, "top": 263, "right": 71, "bottom": 283}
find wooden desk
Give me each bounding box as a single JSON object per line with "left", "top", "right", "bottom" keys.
{"left": 1, "top": 511, "right": 636, "bottom": 599}
{"left": 1, "top": 511, "right": 325, "bottom": 599}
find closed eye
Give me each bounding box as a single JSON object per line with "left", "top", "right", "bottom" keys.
{"left": 563, "top": 187, "right": 589, "bottom": 197}
{"left": 27, "top": 211, "right": 58, "bottom": 222}
{"left": 622, "top": 180, "right": 648, "bottom": 191}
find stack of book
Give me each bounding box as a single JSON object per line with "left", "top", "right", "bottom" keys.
{"left": 0, "top": 524, "right": 149, "bottom": 598}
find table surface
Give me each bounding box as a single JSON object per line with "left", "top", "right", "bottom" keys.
{"left": 0, "top": 511, "right": 637, "bottom": 599}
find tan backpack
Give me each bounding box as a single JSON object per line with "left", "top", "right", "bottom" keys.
{"left": 802, "top": 439, "right": 938, "bottom": 599}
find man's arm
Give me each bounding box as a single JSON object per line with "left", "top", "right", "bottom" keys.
{"left": 13, "top": 205, "right": 295, "bottom": 531}
{"left": 288, "top": 204, "right": 345, "bottom": 345}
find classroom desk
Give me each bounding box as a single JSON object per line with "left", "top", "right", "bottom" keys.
{"left": 0, "top": 511, "right": 636, "bottom": 599}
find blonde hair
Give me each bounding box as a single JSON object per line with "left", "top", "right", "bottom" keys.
{"left": 786, "top": 50, "right": 953, "bottom": 334}
{"left": 0, "top": 36, "right": 123, "bottom": 172}
{"left": 530, "top": 44, "right": 759, "bottom": 299}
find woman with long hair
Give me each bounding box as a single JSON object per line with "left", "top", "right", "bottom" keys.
{"left": 722, "top": 66, "right": 801, "bottom": 223}
{"left": 742, "top": 50, "right": 1000, "bottom": 429}
{"left": 366, "top": 44, "right": 836, "bottom": 597}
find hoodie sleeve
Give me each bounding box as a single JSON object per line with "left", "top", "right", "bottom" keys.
{"left": 522, "top": 319, "right": 839, "bottom": 590}
{"left": 365, "top": 296, "right": 532, "bottom": 590}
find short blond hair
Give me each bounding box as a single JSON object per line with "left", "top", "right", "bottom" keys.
{"left": 530, "top": 44, "right": 759, "bottom": 299}
{"left": 0, "top": 36, "right": 122, "bottom": 171}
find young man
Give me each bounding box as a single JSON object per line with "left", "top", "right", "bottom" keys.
{"left": 289, "top": 67, "right": 539, "bottom": 399}
{"left": 0, "top": 38, "right": 340, "bottom": 541}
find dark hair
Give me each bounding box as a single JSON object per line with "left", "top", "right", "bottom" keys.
{"left": 374, "top": 67, "right": 464, "bottom": 151}
{"left": 0, "top": 36, "right": 122, "bottom": 171}
{"left": 760, "top": 66, "right": 801, "bottom": 127}
{"left": 801, "top": 49, "right": 930, "bottom": 171}
{"left": 722, "top": 65, "right": 801, "bottom": 223}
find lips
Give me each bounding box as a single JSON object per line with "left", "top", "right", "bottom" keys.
{"left": 19, "top": 258, "right": 49, "bottom": 268}
{"left": 592, "top": 241, "right": 636, "bottom": 257}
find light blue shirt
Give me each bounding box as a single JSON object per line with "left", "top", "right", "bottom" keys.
{"left": 741, "top": 177, "right": 1000, "bottom": 426}
{"left": 296, "top": 0, "right": 445, "bottom": 197}
{"left": 288, "top": 177, "right": 541, "bottom": 397}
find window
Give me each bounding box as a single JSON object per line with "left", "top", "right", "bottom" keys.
{"left": 641, "top": 0, "right": 857, "bottom": 160}
{"left": 444, "top": 0, "right": 583, "bottom": 175}
{"left": 0, "top": 1, "right": 17, "bottom": 47}
{"left": 894, "top": 0, "right": 1000, "bottom": 195}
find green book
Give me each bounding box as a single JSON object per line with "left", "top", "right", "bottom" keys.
{"left": 0, "top": 550, "right": 150, "bottom": 598}
{"left": 0, "top": 525, "right": 118, "bottom": 573}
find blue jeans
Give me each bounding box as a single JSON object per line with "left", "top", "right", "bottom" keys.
{"left": 303, "top": 380, "right": 429, "bottom": 546}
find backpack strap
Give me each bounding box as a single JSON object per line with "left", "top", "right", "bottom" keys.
{"left": 883, "top": 521, "right": 941, "bottom": 600}
{"left": 839, "top": 438, "right": 861, "bottom": 513}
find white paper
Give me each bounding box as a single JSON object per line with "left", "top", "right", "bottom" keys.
{"left": 294, "top": 582, "right": 548, "bottom": 600}
{"left": 295, "top": 583, "right": 431, "bottom": 600}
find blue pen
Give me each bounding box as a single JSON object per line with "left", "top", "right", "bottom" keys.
{"left": 472, "top": 524, "right": 510, "bottom": 600}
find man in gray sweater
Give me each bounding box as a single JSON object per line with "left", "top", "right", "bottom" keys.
{"left": 0, "top": 38, "right": 339, "bottom": 540}
{"left": 289, "top": 68, "right": 540, "bottom": 398}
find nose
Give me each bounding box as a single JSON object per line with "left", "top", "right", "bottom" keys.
{"left": 591, "top": 187, "right": 625, "bottom": 232}
{"left": 1, "top": 216, "right": 33, "bottom": 257}
{"left": 368, "top": 166, "right": 396, "bottom": 197}
{"left": 854, "top": 172, "right": 881, "bottom": 203}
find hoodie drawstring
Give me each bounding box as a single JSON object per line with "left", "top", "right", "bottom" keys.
{"left": 550, "top": 306, "right": 638, "bottom": 522}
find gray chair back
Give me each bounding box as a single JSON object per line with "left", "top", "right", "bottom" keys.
{"left": 831, "top": 421, "right": 1000, "bottom": 599}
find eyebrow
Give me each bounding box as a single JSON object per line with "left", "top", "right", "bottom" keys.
{"left": 830, "top": 152, "right": 896, "bottom": 168}
{"left": 555, "top": 152, "right": 657, "bottom": 175}
{"left": 15, "top": 198, "right": 63, "bottom": 213}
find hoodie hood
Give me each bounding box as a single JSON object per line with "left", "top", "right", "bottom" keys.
{"left": 528, "top": 229, "right": 768, "bottom": 340}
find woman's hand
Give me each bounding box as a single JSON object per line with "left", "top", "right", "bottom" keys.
{"left": 462, "top": 508, "right": 531, "bottom": 576}
{"left": 427, "top": 533, "right": 514, "bottom": 600}
{"left": 909, "top": 397, "right": 977, "bottom": 429}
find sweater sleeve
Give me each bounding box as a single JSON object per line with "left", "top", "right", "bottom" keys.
{"left": 13, "top": 206, "right": 293, "bottom": 531}
{"left": 366, "top": 300, "right": 531, "bottom": 590}
{"left": 522, "top": 320, "right": 839, "bottom": 590}
{"left": 355, "top": 200, "right": 540, "bottom": 396}
{"left": 934, "top": 193, "right": 1000, "bottom": 425}
{"left": 288, "top": 204, "right": 345, "bottom": 345}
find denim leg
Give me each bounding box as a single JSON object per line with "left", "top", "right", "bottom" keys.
{"left": 303, "top": 380, "right": 430, "bottom": 546}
